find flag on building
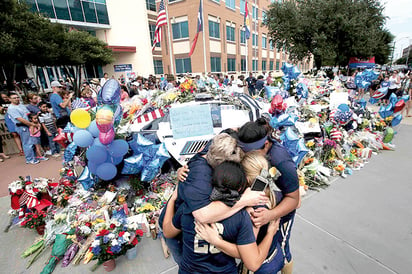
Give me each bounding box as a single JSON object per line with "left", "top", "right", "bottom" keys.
{"left": 244, "top": 1, "right": 250, "bottom": 39}
{"left": 152, "top": 0, "right": 167, "bottom": 51}
{"left": 189, "top": 0, "right": 204, "bottom": 56}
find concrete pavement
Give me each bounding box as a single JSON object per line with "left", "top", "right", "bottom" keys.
{"left": 0, "top": 123, "right": 411, "bottom": 273}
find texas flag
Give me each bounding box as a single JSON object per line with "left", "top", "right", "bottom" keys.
{"left": 244, "top": 1, "right": 250, "bottom": 39}
{"left": 189, "top": 0, "right": 204, "bottom": 56}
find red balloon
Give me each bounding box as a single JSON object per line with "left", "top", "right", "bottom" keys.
{"left": 394, "top": 100, "right": 405, "bottom": 113}
{"left": 271, "top": 94, "right": 283, "bottom": 110}
{"left": 53, "top": 128, "right": 68, "bottom": 148}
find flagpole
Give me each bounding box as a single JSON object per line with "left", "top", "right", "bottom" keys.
{"left": 164, "top": 1, "right": 175, "bottom": 75}
{"left": 201, "top": 0, "right": 207, "bottom": 74}
{"left": 246, "top": 34, "right": 248, "bottom": 73}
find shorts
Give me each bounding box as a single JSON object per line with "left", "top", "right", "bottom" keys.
{"left": 4, "top": 115, "right": 16, "bottom": 133}
{"left": 31, "top": 136, "right": 41, "bottom": 145}
{"left": 383, "top": 88, "right": 396, "bottom": 100}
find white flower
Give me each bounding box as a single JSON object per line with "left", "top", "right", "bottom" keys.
{"left": 128, "top": 223, "right": 138, "bottom": 230}
{"left": 80, "top": 226, "right": 91, "bottom": 235}
{"left": 111, "top": 239, "right": 119, "bottom": 246}
{"left": 108, "top": 233, "right": 116, "bottom": 239}
{"left": 91, "top": 240, "right": 100, "bottom": 247}
{"left": 123, "top": 232, "right": 131, "bottom": 241}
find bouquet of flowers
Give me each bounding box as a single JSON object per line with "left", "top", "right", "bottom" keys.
{"left": 177, "top": 78, "right": 196, "bottom": 103}
{"left": 21, "top": 212, "right": 46, "bottom": 230}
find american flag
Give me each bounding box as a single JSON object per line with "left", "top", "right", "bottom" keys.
{"left": 152, "top": 0, "right": 167, "bottom": 51}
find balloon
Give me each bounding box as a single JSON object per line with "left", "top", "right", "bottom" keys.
{"left": 96, "top": 106, "right": 114, "bottom": 133}
{"left": 379, "top": 103, "right": 393, "bottom": 118}
{"left": 86, "top": 145, "right": 107, "bottom": 164}
{"left": 78, "top": 166, "right": 96, "bottom": 190}
{"left": 383, "top": 127, "right": 394, "bottom": 143}
{"left": 107, "top": 139, "right": 129, "bottom": 158}
{"left": 99, "top": 128, "right": 115, "bottom": 145}
{"left": 128, "top": 134, "right": 154, "bottom": 155}
{"left": 389, "top": 93, "right": 397, "bottom": 107}
{"left": 264, "top": 86, "right": 281, "bottom": 101}
{"left": 88, "top": 161, "right": 98, "bottom": 174}
{"left": 63, "top": 122, "right": 80, "bottom": 133}
{"left": 391, "top": 114, "right": 402, "bottom": 126}
{"left": 73, "top": 130, "right": 93, "bottom": 148}
{"left": 330, "top": 127, "right": 343, "bottom": 142}
{"left": 53, "top": 128, "right": 69, "bottom": 148}
{"left": 63, "top": 143, "right": 77, "bottom": 162}
{"left": 334, "top": 108, "right": 353, "bottom": 125}
{"left": 270, "top": 113, "right": 297, "bottom": 129}
{"left": 96, "top": 162, "right": 117, "bottom": 181}
{"left": 401, "top": 95, "right": 410, "bottom": 102}
{"left": 337, "top": 104, "right": 350, "bottom": 113}
{"left": 93, "top": 138, "right": 105, "bottom": 147}
{"left": 121, "top": 154, "right": 144, "bottom": 175}
{"left": 70, "top": 109, "right": 91, "bottom": 129}
{"left": 371, "top": 87, "right": 388, "bottom": 99}
{"left": 87, "top": 120, "right": 100, "bottom": 138}
{"left": 358, "top": 99, "right": 367, "bottom": 109}
{"left": 271, "top": 94, "right": 285, "bottom": 111}
{"left": 394, "top": 100, "right": 406, "bottom": 113}
{"left": 113, "top": 105, "right": 123, "bottom": 126}
{"left": 98, "top": 78, "right": 121, "bottom": 105}
{"left": 369, "top": 97, "right": 378, "bottom": 105}
{"left": 141, "top": 158, "right": 160, "bottom": 182}
{"left": 110, "top": 156, "right": 123, "bottom": 165}
{"left": 296, "top": 83, "right": 308, "bottom": 99}
{"left": 290, "top": 66, "right": 301, "bottom": 79}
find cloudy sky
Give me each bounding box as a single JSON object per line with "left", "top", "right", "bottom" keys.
{"left": 382, "top": 0, "right": 412, "bottom": 59}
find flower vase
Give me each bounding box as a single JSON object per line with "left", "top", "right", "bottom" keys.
{"left": 36, "top": 224, "right": 46, "bottom": 235}
{"left": 126, "top": 246, "right": 138, "bottom": 260}
{"left": 102, "top": 259, "right": 116, "bottom": 272}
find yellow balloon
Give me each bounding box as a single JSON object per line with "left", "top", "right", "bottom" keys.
{"left": 70, "top": 109, "right": 91, "bottom": 129}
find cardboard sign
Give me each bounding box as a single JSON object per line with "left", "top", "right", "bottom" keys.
{"left": 170, "top": 104, "right": 213, "bottom": 139}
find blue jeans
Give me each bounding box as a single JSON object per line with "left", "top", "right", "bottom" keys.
{"left": 16, "top": 126, "right": 35, "bottom": 162}
{"left": 47, "top": 134, "right": 60, "bottom": 155}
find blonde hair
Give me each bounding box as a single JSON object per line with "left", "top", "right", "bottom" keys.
{"left": 206, "top": 133, "right": 244, "bottom": 168}
{"left": 241, "top": 151, "right": 276, "bottom": 209}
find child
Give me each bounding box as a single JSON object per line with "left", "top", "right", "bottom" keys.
{"left": 28, "top": 113, "right": 48, "bottom": 161}
{"left": 38, "top": 101, "right": 60, "bottom": 157}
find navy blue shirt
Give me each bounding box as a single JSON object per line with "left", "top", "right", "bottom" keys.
{"left": 268, "top": 140, "right": 299, "bottom": 221}
{"left": 175, "top": 206, "right": 255, "bottom": 274}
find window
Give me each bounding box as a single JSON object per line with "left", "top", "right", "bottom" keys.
{"left": 227, "top": 58, "right": 236, "bottom": 72}
{"left": 252, "top": 6, "right": 258, "bottom": 20}
{"left": 53, "top": 0, "right": 71, "bottom": 20}
{"left": 37, "top": 0, "right": 56, "bottom": 18}
{"left": 209, "top": 21, "right": 220, "bottom": 39}
{"left": 226, "top": 25, "right": 235, "bottom": 42}
{"left": 146, "top": 0, "right": 156, "bottom": 11}
{"left": 175, "top": 58, "right": 192, "bottom": 74}
{"left": 226, "top": 0, "right": 235, "bottom": 9}
{"left": 262, "top": 36, "right": 267, "bottom": 49}
{"left": 240, "top": 0, "right": 245, "bottom": 14}
{"left": 240, "top": 30, "right": 246, "bottom": 44}
{"left": 153, "top": 60, "right": 163, "bottom": 74}
{"left": 211, "top": 57, "right": 221, "bottom": 72}
{"left": 262, "top": 60, "right": 267, "bottom": 71}
{"left": 269, "top": 60, "right": 274, "bottom": 70}
{"left": 241, "top": 58, "right": 246, "bottom": 71}
{"left": 262, "top": 10, "right": 267, "bottom": 21}
{"left": 96, "top": 3, "right": 109, "bottom": 24}
{"left": 252, "top": 33, "right": 258, "bottom": 46}
{"left": 172, "top": 21, "right": 189, "bottom": 39}
{"left": 276, "top": 60, "right": 280, "bottom": 70}
{"left": 82, "top": 1, "right": 98, "bottom": 23}
{"left": 269, "top": 40, "right": 274, "bottom": 50}
{"left": 68, "top": 0, "right": 84, "bottom": 22}
{"left": 149, "top": 24, "right": 160, "bottom": 47}
{"left": 252, "top": 60, "right": 258, "bottom": 71}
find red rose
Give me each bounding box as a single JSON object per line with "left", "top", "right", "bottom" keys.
{"left": 16, "top": 189, "right": 23, "bottom": 195}
{"left": 110, "top": 223, "right": 116, "bottom": 229}
{"left": 30, "top": 225, "right": 34, "bottom": 228}
{"left": 119, "top": 231, "right": 125, "bottom": 237}
{"left": 131, "top": 237, "right": 138, "bottom": 246}
{"left": 21, "top": 221, "right": 27, "bottom": 226}
{"left": 136, "top": 229, "right": 144, "bottom": 237}
{"left": 85, "top": 222, "right": 92, "bottom": 227}
{"left": 106, "top": 247, "right": 114, "bottom": 255}
{"left": 33, "top": 214, "right": 38, "bottom": 218}
{"left": 97, "top": 229, "right": 110, "bottom": 236}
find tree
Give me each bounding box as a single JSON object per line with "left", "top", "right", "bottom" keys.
{"left": 0, "top": 0, "right": 113, "bottom": 92}
{"left": 264, "top": 0, "right": 393, "bottom": 69}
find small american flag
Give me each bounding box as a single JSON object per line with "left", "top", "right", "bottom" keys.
{"left": 152, "top": 0, "right": 167, "bottom": 51}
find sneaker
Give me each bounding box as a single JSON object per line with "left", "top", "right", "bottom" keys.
{"left": 52, "top": 153, "right": 60, "bottom": 158}
{"left": 26, "top": 160, "right": 40, "bottom": 165}
{"left": 37, "top": 156, "right": 49, "bottom": 161}
{"left": 45, "top": 150, "right": 52, "bottom": 156}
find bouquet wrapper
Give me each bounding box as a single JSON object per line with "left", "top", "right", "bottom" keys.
{"left": 61, "top": 243, "right": 79, "bottom": 267}
{"left": 40, "top": 234, "right": 71, "bottom": 274}
{"left": 72, "top": 232, "right": 96, "bottom": 265}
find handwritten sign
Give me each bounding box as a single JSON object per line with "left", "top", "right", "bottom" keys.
{"left": 170, "top": 104, "right": 213, "bottom": 139}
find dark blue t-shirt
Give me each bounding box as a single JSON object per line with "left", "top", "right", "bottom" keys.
{"left": 268, "top": 139, "right": 299, "bottom": 221}
{"left": 175, "top": 207, "right": 255, "bottom": 274}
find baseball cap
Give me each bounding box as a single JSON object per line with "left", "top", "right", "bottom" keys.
{"left": 51, "top": 80, "right": 62, "bottom": 88}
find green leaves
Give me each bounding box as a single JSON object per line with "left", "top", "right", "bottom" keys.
{"left": 264, "top": 0, "right": 393, "bottom": 68}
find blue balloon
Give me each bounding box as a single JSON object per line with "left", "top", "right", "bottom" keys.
{"left": 113, "top": 105, "right": 123, "bottom": 126}
{"left": 87, "top": 120, "right": 100, "bottom": 138}
{"left": 379, "top": 103, "right": 393, "bottom": 118}
{"left": 264, "top": 86, "right": 281, "bottom": 101}
{"left": 109, "top": 156, "right": 124, "bottom": 165}
{"left": 141, "top": 158, "right": 160, "bottom": 182}
{"left": 337, "top": 104, "right": 350, "bottom": 112}
{"left": 389, "top": 93, "right": 397, "bottom": 108}
{"left": 369, "top": 97, "right": 378, "bottom": 105}
{"left": 64, "top": 142, "right": 77, "bottom": 162}
{"left": 401, "top": 95, "right": 410, "bottom": 102}
{"left": 78, "top": 166, "right": 96, "bottom": 190}
{"left": 296, "top": 83, "right": 308, "bottom": 99}
{"left": 73, "top": 130, "right": 93, "bottom": 148}
{"left": 358, "top": 99, "right": 367, "bottom": 109}
{"left": 98, "top": 79, "right": 121, "bottom": 105}
{"left": 108, "top": 139, "right": 129, "bottom": 158}
{"left": 86, "top": 145, "right": 107, "bottom": 164}
{"left": 93, "top": 137, "right": 105, "bottom": 147}
{"left": 392, "top": 114, "right": 402, "bottom": 126}
{"left": 88, "top": 161, "right": 98, "bottom": 174}
{"left": 121, "top": 154, "right": 143, "bottom": 175}
{"left": 96, "top": 162, "right": 117, "bottom": 181}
